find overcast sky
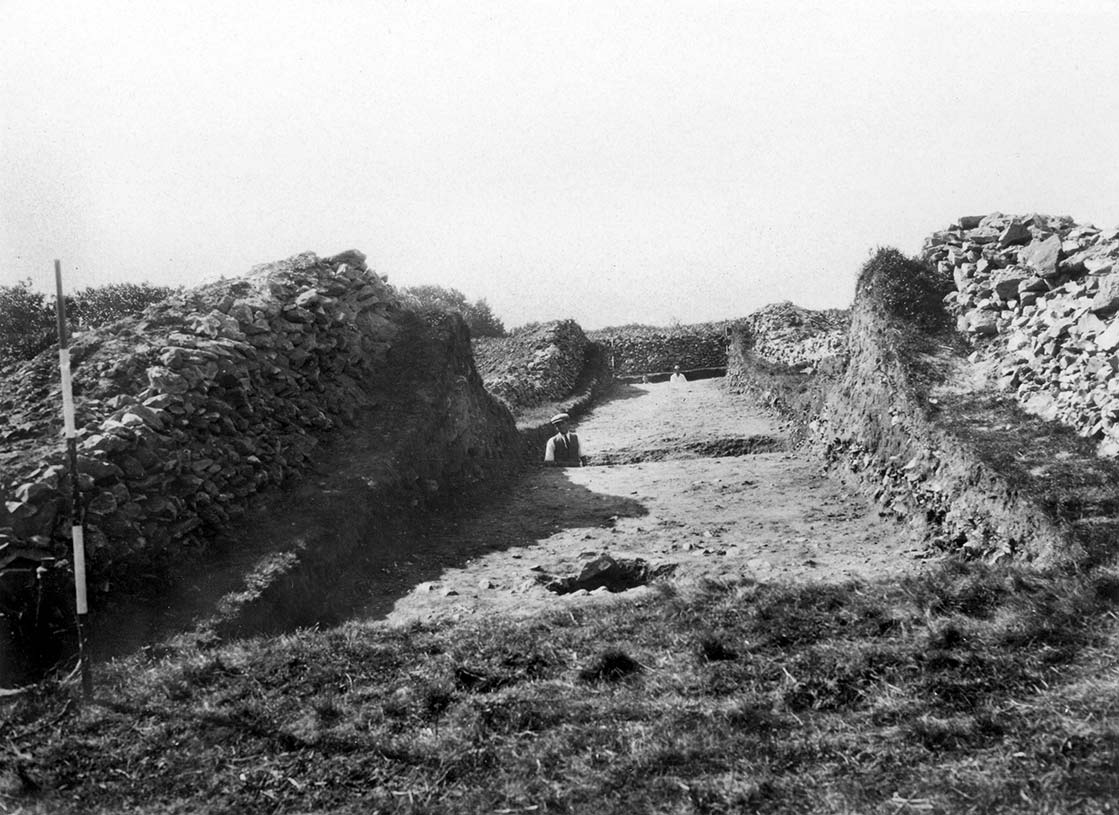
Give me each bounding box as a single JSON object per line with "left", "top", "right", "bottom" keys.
{"left": 3, "top": 1, "right": 1118, "bottom": 330}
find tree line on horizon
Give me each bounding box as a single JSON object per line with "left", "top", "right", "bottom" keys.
{"left": 0, "top": 280, "right": 180, "bottom": 365}
{"left": 399, "top": 284, "right": 507, "bottom": 338}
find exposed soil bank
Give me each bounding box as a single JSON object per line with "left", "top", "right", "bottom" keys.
{"left": 729, "top": 250, "right": 1119, "bottom": 566}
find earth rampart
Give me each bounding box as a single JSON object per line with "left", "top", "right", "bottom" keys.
{"left": 807, "top": 259, "right": 1073, "bottom": 564}
{"left": 729, "top": 239, "right": 1119, "bottom": 566}
{"left": 0, "top": 252, "right": 519, "bottom": 682}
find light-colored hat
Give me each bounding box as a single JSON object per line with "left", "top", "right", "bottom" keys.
{"left": 550, "top": 413, "right": 570, "bottom": 425}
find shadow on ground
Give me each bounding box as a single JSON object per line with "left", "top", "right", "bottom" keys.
{"left": 586, "top": 435, "right": 786, "bottom": 465}
{"left": 89, "top": 461, "right": 647, "bottom": 659}
{"left": 73, "top": 357, "right": 651, "bottom": 674}
{"left": 355, "top": 467, "right": 648, "bottom": 620}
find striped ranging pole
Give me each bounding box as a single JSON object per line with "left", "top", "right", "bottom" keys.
{"left": 54, "top": 260, "right": 93, "bottom": 699}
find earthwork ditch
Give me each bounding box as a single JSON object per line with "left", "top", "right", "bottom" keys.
{"left": 73, "top": 376, "right": 924, "bottom": 677}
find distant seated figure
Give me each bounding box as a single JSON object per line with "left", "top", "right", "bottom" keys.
{"left": 544, "top": 413, "right": 584, "bottom": 467}
{"left": 669, "top": 364, "right": 688, "bottom": 388}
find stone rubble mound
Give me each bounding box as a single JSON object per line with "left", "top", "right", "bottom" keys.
{"left": 473, "top": 320, "right": 589, "bottom": 411}
{"left": 925, "top": 213, "right": 1119, "bottom": 456}
{"left": 1, "top": 251, "right": 403, "bottom": 570}
{"left": 723, "top": 302, "right": 849, "bottom": 432}
{"left": 738, "top": 302, "right": 849, "bottom": 369}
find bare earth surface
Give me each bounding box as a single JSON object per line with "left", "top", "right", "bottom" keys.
{"left": 380, "top": 379, "right": 926, "bottom": 626}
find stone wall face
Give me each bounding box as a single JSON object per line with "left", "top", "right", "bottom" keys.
{"left": 0, "top": 251, "right": 516, "bottom": 583}
{"left": 587, "top": 323, "right": 731, "bottom": 375}
{"left": 473, "top": 320, "right": 590, "bottom": 411}
{"left": 927, "top": 213, "right": 1119, "bottom": 457}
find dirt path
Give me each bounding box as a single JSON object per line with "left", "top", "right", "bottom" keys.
{"left": 380, "top": 379, "right": 925, "bottom": 626}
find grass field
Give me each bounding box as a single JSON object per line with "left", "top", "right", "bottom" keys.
{"left": 3, "top": 559, "right": 1119, "bottom": 814}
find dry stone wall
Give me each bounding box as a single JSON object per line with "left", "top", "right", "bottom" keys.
{"left": 587, "top": 323, "right": 732, "bottom": 376}
{"left": 0, "top": 251, "right": 515, "bottom": 586}
{"left": 927, "top": 213, "right": 1119, "bottom": 457}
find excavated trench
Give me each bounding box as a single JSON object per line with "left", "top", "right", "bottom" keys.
{"left": 380, "top": 378, "right": 920, "bottom": 628}
{"left": 5, "top": 376, "right": 921, "bottom": 687}
{"left": 1, "top": 311, "right": 520, "bottom": 686}
{"left": 4, "top": 423, "right": 520, "bottom": 686}
{"left": 586, "top": 435, "right": 785, "bottom": 465}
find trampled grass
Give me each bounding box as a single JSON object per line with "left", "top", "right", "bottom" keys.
{"left": 3, "top": 560, "right": 1119, "bottom": 814}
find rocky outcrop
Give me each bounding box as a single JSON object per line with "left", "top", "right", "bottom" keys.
{"left": 473, "top": 320, "right": 590, "bottom": 411}
{"left": 927, "top": 213, "right": 1119, "bottom": 457}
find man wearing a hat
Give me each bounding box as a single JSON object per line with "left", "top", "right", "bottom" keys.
{"left": 544, "top": 412, "right": 584, "bottom": 467}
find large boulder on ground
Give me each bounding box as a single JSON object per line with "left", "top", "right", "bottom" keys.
{"left": 539, "top": 555, "right": 676, "bottom": 594}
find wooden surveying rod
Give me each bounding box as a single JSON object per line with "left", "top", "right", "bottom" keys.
{"left": 54, "top": 260, "right": 93, "bottom": 699}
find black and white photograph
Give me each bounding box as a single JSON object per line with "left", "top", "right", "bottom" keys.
{"left": 2, "top": 1, "right": 1118, "bottom": 812}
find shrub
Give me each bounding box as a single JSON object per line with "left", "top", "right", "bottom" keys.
{"left": 857, "top": 247, "right": 951, "bottom": 332}
{"left": 0, "top": 279, "right": 56, "bottom": 363}
{"left": 402, "top": 284, "right": 506, "bottom": 337}
{"left": 0, "top": 280, "right": 178, "bottom": 366}
{"left": 72, "top": 282, "right": 177, "bottom": 328}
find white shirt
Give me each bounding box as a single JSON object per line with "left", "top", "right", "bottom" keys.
{"left": 544, "top": 431, "right": 582, "bottom": 464}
